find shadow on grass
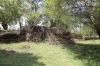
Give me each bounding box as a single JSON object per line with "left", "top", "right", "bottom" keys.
{"left": 64, "top": 43, "right": 100, "bottom": 66}
{"left": 0, "top": 50, "right": 46, "bottom": 66}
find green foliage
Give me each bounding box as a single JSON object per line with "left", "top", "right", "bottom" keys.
{"left": 42, "top": 0, "right": 81, "bottom": 29}
{"left": 61, "top": 0, "right": 100, "bottom": 37}
{"left": 82, "top": 25, "right": 97, "bottom": 36}
{"left": 27, "top": 11, "right": 41, "bottom": 25}
{"left": 26, "top": 0, "right": 43, "bottom": 25}
{"left": 0, "top": 0, "right": 100, "bottom": 37}
{"left": 0, "top": 0, "right": 23, "bottom": 23}
{"left": 43, "top": 0, "right": 62, "bottom": 18}
{"left": 72, "top": 24, "right": 98, "bottom": 36}
{"left": 42, "top": 0, "right": 68, "bottom": 27}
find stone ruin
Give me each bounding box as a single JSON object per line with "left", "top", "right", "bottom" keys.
{"left": 0, "top": 33, "right": 25, "bottom": 43}
{"left": 26, "top": 26, "right": 74, "bottom": 45}
{"left": 48, "top": 27, "right": 74, "bottom": 44}
{"left": 0, "top": 26, "right": 74, "bottom": 45}
{"left": 72, "top": 33, "right": 83, "bottom": 39}
{"left": 0, "top": 30, "right": 25, "bottom": 44}
{"left": 19, "top": 26, "right": 48, "bottom": 42}
{"left": 31, "top": 26, "right": 48, "bottom": 42}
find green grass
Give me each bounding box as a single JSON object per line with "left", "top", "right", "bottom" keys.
{"left": 77, "top": 40, "right": 100, "bottom": 44}
{"left": 0, "top": 40, "right": 100, "bottom": 66}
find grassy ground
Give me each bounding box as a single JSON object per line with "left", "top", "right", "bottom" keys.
{"left": 0, "top": 40, "right": 100, "bottom": 66}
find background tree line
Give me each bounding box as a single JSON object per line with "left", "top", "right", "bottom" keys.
{"left": 0, "top": 0, "right": 100, "bottom": 38}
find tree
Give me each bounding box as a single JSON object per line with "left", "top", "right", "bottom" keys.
{"left": 26, "top": 0, "right": 44, "bottom": 26}
{"left": 63, "top": 0, "right": 100, "bottom": 38}
{"left": 42, "top": 0, "right": 66, "bottom": 27}
{"left": 0, "top": 0, "right": 23, "bottom": 30}
{"left": 42, "top": 0, "right": 100, "bottom": 38}
{"left": 42, "top": 0, "right": 79, "bottom": 30}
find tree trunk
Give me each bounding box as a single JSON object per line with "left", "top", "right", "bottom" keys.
{"left": 88, "top": 25, "right": 91, "bottom": 37}
{"left": 94, "top": 24, "right": 100, "bottom": 39}
{"left": 2, "top": 22, "right": 8, "bottom": 30}
{"left": 96, "top": 28, "right": 100, "bottom": 39}
{"left": 19, "top": 22, "right": 22, "bottom": 29}
{"left": 50, "top": 20, "right": 56, "bottom": 27}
